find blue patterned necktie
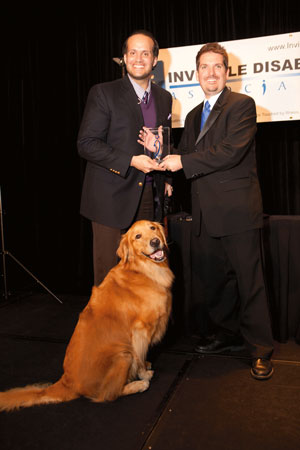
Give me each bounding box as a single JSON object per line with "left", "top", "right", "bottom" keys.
{"left": 200, "top": 100, "right": 211, "bottom": 130}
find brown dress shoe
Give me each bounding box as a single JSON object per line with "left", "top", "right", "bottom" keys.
{"left": 251, "top": 358, "right": 274, "bottom": 380}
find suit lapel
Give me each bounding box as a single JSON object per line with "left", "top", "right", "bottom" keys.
{"left": 120, "top": 77, "right": 166, "bottom": 127}
{"left": 195, "top": 87, "right": 230, "bottom": 146}
{"left": 120, "top": 78, "right": 170, "bottom": 129}
{"left": 194, "top": 106, "right": 202, "bottom": 141}
{"left": 120, "top": 76, "right": 144, "bottom": 126}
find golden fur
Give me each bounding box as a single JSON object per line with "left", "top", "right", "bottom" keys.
{"left": 0, "top": 220, "right": 173, "bottom": 411}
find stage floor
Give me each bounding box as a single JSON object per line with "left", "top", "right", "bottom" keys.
{"left": 0, "top": 292, "right": 300, "bottom": 450}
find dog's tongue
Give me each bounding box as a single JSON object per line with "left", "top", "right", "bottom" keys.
{"left": 150, "top": 249, "right": 164, "bottom": 260}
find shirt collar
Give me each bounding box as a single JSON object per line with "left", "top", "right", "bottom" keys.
{"left": 127, "top": 74, "right": 151, "bottom": 102}
{"left": 205, "top": 89, "right": 224, "bottom": 109}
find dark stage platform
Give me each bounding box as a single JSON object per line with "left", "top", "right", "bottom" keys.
{"left": 0, "top": 293, "right": 300, "bottom": 450}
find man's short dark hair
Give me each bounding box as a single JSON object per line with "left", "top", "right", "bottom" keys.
{"left": 196, "top": 42, "right": 229, "bottom": 70}
{"left": 122, "top": 30, "right": 159, "bottom": 58}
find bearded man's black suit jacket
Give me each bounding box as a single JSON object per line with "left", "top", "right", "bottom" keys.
{"left": 179, "top": 86, "right": 273, "bottom": 357}
{"left": 180, "top": 86, "right": 263, "bottom": 238}
{"left": 78, "top": 75, "right": 172, "bottom": 229}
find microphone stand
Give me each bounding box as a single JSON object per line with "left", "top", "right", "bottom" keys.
{"left": 0, "top": 186, "right": 63, "bottom": 304}
{"left": 112, "top": 57, "right": 125, "bottom": 77}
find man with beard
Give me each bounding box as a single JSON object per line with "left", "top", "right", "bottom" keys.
{"left": 150, "top": 42, "right": 274, "bottom": 380}
{"left": 78, "top": 30, "right": 172, "bottom": 286}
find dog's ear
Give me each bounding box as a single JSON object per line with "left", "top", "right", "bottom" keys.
{"left": 117, "top": 232, "right": 129, "bottom": 262}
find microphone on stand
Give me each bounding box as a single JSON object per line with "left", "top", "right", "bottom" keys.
{"left": 112, "top": 57, "right": 125, "bottom": 77}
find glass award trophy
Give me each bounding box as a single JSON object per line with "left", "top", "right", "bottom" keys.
{"left": 143, "top": 127, "right": 170, "bottom": 163}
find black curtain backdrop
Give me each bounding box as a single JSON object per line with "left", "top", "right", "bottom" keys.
{"left": 2, "top": 0, "right": 300, "bottom": 294}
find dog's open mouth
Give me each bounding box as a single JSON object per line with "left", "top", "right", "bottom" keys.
{"left": 143, "top": 249, "right": 166, "bottom": 262}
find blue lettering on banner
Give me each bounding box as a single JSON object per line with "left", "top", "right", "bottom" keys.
{"left": 169, "top": 83, "right": 199, "bottom": 89}
{"left": 168, "top": 78, "right": 293, "bottom": 97}
{"left": 168, "top": 72, "right": 300, "bottom": 91}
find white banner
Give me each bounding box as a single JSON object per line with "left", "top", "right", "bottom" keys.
{"left": 153, "top": 32, "right": 300, "bottom": 128}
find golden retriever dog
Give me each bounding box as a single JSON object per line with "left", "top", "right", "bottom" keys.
{"left": 0, "top": 220, "right": 173, "bottom": 412}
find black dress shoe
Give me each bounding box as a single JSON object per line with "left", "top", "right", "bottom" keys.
{"left": 251, "top": 358, "right": 274, "bottom": 380}
{"left": 194, "top": 334, "right": 216, "bottom": 346}
{"left": 194, "top": 335, "right": 245, "bottom": 354}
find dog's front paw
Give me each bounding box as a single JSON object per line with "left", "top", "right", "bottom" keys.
{"left": 138, "top": 380, "right": 150, "bottom": 392}
{"left": 140, "top": 369, "right": 154, "bottom": 381}
{"left": 145, "top": 361, "right": 152, "bottom": 370}
{"left": 122, "top": 379, "right": 150, "bottom": 396}
{"left": 145, "top": 369, "right": 154, "bottom": 380}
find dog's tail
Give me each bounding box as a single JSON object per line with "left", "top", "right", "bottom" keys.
{"left": 0, "top": 379, "right": 79, "bottom": 412}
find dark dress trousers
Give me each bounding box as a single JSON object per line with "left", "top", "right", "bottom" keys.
{"left": 180, "top": 87, "right": 274, "bottom": 358}
{"left": 78, "top": 75, "right": 172, "bottom": 230}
